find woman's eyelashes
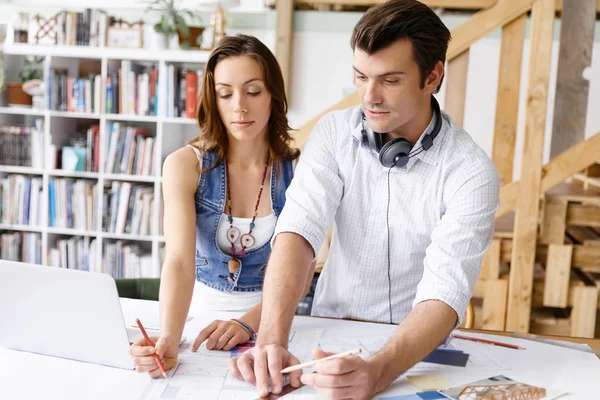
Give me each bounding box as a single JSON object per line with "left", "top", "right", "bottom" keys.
{"left": 218, "top": 91, "right": 262, "bottom": 99}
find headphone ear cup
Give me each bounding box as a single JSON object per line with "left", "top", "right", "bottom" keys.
{"left": 379, "top": 138, "right": 412, "bottom": 168}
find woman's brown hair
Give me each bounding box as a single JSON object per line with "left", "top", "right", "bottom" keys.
{"left": 190, "top": 34, "right": 299, "bottom": 172}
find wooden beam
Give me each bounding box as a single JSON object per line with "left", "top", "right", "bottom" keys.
{"left": 497, "top": 181, "right": 519, "bottom": 218}
{"left": 540, "top": 134, "right": 600, "bottom": 193}
{"left": 579, "top": 163, "right": 600, "bottom": 192}
{"left": 496, "top": 132, "right": 600, "bottom": 219}
{"left": 545, "top": 181, "right": 600, "bottom": 206}
{"left": 500, "top": 240, "right": 600, "bottom": 268}
{"left": 566, "top": 226, "right": 600, "bottom": 245}
{"left": 561, "top": 245, "right": 600, "bottom": 269}
{"left": 573, "top": 173, "right": 600, "bottom": 191}
{"left": 571, "top": 286, "right": 599, "bottom": 338}
{"left": 543, "top": 244, "right": 573, "bottom": 307}
{"left": 482, "top": 279, "right": 508, "bottom": 331}
{"left": 506, "top": 0, "right": 555, "bottom": 333}
{"left": 480, "top": 239, "right": 502, "bottom": 280}
{"left": 567, "top": 205, "right": 600, "bottom": 227}
{"left": 275, "top": 0, "right": 294, "bottom": 97}
{"left": 550, "top": 0, "right": 596, "bottom": 158}
{"left": 447, "top": 0, "right": 536, "bottom": 61}
{"left": 532, "top": 273, "right": 585, "bottom": 308}
{"left": 539, "top": 198, "right": 567, "bottom": 245}
{"left": 492, "top": 14, "right": 526, "bottom": 186}
{"left": 445, "top": 49, "right": 470, "bottom": 126}
{"left": 530, "top": 312, "right": 572, "bottom": 337}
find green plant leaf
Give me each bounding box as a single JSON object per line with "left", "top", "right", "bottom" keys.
{"left": 178, "top": 20, "right": 189, "bottom": 36}
{"left": 144, "top": 0, "right": 201, "bottom": 37}
{"left": 161, "top": 16, "right": 172, "bottom": 34}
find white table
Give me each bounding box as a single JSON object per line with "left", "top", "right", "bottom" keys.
{"left": 1, "top": 298, "right": 600, "bottom": 400}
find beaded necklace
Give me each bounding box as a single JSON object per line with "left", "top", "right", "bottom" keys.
{"left": 225, "top": 152, "right": 271, "bottom": 284}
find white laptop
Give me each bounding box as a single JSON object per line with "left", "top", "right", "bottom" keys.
{"left": 0, "top": 260, "right": 142, "bottom": 370}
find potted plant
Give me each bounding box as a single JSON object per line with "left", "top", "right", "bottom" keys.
{"left": 7, "top": 56, "right": 44, "bottom": 107}
{"left": 144, "top": 0, "right": 204, "bottom": 50}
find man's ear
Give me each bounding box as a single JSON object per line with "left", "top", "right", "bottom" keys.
{"left": 424, "top": 60, "right": 444, "bottom": 94}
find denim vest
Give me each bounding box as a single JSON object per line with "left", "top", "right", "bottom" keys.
{"left": 194, "top": 151, "right": 294, "bottom": 293}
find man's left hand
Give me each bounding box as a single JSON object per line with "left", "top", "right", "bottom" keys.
{"left": 300, "top": 349, "right": 380, "bottom": 400}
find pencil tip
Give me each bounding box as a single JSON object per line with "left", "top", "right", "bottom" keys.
{"left": 162, "top": 372, "right": 168, "bottom": 378}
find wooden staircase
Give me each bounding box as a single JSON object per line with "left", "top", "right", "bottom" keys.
{"left": 475, "top": 179, "right": 600, "bottom": 337}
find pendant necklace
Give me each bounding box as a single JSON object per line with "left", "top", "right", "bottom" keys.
{"left": 225, "top": 152, "right": 271, "bottom": 284}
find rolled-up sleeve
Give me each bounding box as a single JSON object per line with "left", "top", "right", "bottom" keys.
{"left": 272, "top": 114, "right": 344, "bottom": 258}
{"left": 412, "top": 159, "right": 500, "bottom": 326}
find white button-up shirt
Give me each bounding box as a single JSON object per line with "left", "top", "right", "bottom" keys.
{"left": 274, "top": 104, "right": 499, "bottom": 325}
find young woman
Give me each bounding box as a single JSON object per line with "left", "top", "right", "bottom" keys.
{"left": 128, "top": 34, "right": 314, "bottom": 378}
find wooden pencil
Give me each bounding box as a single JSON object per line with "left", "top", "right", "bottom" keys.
{"left": 452, "top": 334, "right": 525, "bottom": 350}
{"left": 136, "top": 318, "right": 168, "bottom": 378}
{"left": 280, "top": 348, "right": 362, "bottom": 373}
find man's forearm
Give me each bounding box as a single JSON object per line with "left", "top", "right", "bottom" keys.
{"left": 258, "top": 232, "right": 314, "bottom": 347}
{"left": 368, "top": 300, "right": 458, "bottom": 393}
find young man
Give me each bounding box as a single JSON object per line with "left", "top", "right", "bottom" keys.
{"left": 229, "top": 0, "right": 500, "bottom": 398}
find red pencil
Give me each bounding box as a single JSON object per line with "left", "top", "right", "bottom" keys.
{"left": 136, "top": 318, "right": 168, "bottom": 378}
{"left": 452, "top": 334, "right": 525, "bottom": 350}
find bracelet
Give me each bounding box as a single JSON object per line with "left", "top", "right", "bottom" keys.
{"left": 230, "top": 318, "right": 257, "bottom": 341}
{"left": 231, "top": 319, "right": 256, "bottom": 341}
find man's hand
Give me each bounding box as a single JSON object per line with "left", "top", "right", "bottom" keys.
{"left": 300, "top": 349, "right": 381, "bottom": 400}
{"left": 228, "top": 343, "right": 302, "bottom": 397}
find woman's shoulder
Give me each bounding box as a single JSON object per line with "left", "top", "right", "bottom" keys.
{"left": 165, "top": 145, "right": 201, "bottom": 169}
{"left": 162, "top": 145, "right": 202, "bottom": 192}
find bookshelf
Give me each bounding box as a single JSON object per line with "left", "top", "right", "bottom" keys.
{"left": 0, "top": 43, "right": 208, "bottom": 277}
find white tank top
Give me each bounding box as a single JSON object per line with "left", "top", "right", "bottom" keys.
{"left": 186, "top": 144, "right": 275, "bottom": 313}
{"left": 187, "top": 145, "right": 277, "bottom": 255}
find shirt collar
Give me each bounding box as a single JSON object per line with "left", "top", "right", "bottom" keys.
{"left": 349, "top": 105, "right": 448, "bottom": 168}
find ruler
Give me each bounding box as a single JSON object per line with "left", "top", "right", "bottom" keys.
{"left": 511, "top": 332, "right": 600, "bottom": 355}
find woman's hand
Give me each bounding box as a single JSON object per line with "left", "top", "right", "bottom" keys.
{"left": 192, "top": 319, "right": 251, "bottom": 352}
{"left": 128, "top": 336, "right": 179, "bottom": 378}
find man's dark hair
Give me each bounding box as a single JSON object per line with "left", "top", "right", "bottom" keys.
{"left": 350, "top": 0, "right": 451, "bottom": 93}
